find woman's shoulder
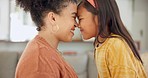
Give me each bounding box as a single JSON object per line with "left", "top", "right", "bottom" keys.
{"left": 24, "top": 39, "right": 40, "bottom": 51}
{"left": 26, "top": 35, "right": 50, "bottom": 50}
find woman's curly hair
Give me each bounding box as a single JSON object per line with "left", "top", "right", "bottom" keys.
{"left": 16, "top": 0, "right": 77, "bottom": 31}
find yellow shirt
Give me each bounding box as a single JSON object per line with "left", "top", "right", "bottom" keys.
{"left": 95, "top": 35, "right": 147, "bottom": 78}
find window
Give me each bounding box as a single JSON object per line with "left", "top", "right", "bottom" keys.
{"left": 10, "top": 0, "right": 37, "bottom": 42}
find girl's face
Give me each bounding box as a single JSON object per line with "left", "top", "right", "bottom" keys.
{"left": 55, "top": 3, "right": 77, "bottom": 42}
{"left": 77, "top": 5, "right": 98, "bottom": 40}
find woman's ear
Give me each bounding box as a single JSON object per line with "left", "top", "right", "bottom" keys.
{"left": 47, "top": 12, "right": 59, "bottom": 33}
{"left": 47, "top": 12, "right": 56, "bottom": 26}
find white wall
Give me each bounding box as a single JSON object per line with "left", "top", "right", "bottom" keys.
{"left": 146, "top": 4, "right": 148, "bottom": 50}
{"left": 131, "top": 0, "right": 148, "bottom": 51}
{"left": 0, "top": 0, "right": 10, "bottom": 40}
{"left": 108, "top": 0, "right": 148, "bottom": 51}
{"left": 116, "top": 0, "right": 133, "bottom": 32}
{"left": 112, "top": 0, "right": 148, "bottom": 51}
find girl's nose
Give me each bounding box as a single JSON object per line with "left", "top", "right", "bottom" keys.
{"left": 77, "top": 24, "right": 81, "bottom": 28}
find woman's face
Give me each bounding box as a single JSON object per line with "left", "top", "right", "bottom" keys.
{"left": 77, "top": 5, "right": 98, "bottom": 40}
{"left": 55, "top": 3, "right": 77, "bottom": 42}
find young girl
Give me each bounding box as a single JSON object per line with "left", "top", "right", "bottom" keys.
{"left": 15, "top": 0, "right": 78, "bottom": 78}
{"left": 77, "top": 0, "right": 147, "bottom": 77}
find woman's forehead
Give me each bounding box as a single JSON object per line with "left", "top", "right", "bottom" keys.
{"left": 61, "top": 3, "right": 77, "bottom": 15}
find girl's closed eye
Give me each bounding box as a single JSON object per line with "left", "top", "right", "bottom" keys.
{"left": 78, "top": 18, "right": 83, "bottom": 21}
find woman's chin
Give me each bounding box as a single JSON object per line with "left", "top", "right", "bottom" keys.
{"left": 62, "top": 37, "right": 72, "bottom": 42}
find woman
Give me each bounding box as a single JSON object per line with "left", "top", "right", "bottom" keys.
{"left": 77, "top": 0, "right": 147, "bottom": 77}
{"left": 15, "top": 0, "right": 78, "bottom": 78}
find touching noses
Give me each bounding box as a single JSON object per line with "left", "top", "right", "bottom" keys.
{"left": 74, "top": 22, "right": 81, "bottom": 28}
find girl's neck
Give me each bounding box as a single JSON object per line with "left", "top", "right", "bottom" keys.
{"left": 98, "top": 36, "right": 106, "bottom": 43}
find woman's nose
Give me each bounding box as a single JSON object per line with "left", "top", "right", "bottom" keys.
{"left": 74, "top": 23, "right": 81, "bottom": 28}
{"left": 74, "top": 25, "right": 77, "bottom": 27}
{"left": 74, "top": 20, "right": 78, "bottom": 27}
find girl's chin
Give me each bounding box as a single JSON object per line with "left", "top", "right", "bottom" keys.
{"left": 82, "top": 36, "right": 93, "bottom": 40}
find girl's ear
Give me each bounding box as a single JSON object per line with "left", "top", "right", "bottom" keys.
{"left": 94, "top": 15, "right": 99, "bottom": 26}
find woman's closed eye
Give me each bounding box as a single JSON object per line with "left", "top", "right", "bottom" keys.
{"left": 72, "top": 16, "right": 76, "bottom": 20}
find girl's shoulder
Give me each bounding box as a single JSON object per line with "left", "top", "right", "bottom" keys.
{"left": 107, "top": 34, "right": 124, "bottom": 44}
{"left": 96, "top": 34, "right": 125, "bottom": 50}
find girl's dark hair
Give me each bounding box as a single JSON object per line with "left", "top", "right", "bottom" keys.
{"left": 78, "top": 0, "right": 98, "bottom": 15}
{"left": 16, "top": 0, "right": 77, "bottom": 31}
{"left": 78, "top": 0, "right": 143, "bottom": 63}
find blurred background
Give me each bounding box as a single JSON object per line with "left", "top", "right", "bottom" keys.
{"left": 0, "top": 0, "right": 148, "bottom": 78}
{"left": 0, "top": 0, "right": 148, "bottom": 52}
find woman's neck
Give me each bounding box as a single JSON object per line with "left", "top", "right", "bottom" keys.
{"left": 38, "top": 31, "right": 59, "bottom": 49}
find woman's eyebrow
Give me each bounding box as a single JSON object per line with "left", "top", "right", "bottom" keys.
{"left": 71, "top": 12, "right": 77, "bottom": 16}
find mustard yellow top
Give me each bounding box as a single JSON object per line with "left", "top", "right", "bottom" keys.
{"left": 95, "top": 35, "right": 147, "bottom": 78}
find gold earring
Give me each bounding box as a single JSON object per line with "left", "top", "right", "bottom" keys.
{"left": 52, "top": 24, "right": 59, "bottom": 33}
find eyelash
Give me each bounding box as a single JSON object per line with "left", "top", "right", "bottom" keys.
{"left": 79, "top": 18, "right": 83, "bottom": 21}
{"left": 72, "top": 16, "right": 76, "bottom": 19}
